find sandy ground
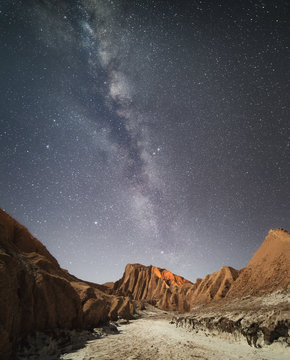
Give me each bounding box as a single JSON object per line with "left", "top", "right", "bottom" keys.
{"left": 60, "top": 315, "right": 289, "bottom": 360}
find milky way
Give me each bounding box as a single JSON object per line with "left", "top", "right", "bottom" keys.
{"left": 0, "top": 0, "right": 289, "bottom": 283}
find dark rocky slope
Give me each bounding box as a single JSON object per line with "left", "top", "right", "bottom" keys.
{"left": 0, "top": 209, "right": 134, "bottom": 360}
{"left": 171, "top": 290, "right": 290, "bottom": 348}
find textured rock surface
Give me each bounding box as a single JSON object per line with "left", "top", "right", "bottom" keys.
{"left": 227, "top": 228, "right": 290, "bottom": 297}
{"left": 114, "top": 264, "right": 239, "bottom": 312}
{"left": 171, "top": 290, "right": 290, "bottom": 348}
{"left": 189, "top": 266, "right": 239, "bottom": 305}
{"left": 114, "top": 264, "right": 195, "bottom": 312}
{"left": 0, "top": 209, "right": 135, "bottom": 360}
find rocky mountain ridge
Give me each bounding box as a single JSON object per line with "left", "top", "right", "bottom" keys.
{"left": 114, "top": 228, "right": 290, "bottom": 311}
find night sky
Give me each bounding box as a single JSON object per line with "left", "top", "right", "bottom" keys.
{"left": 1, "top": 0, "right": 289, "bottom": 283}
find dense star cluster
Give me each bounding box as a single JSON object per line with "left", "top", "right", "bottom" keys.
{"left": 0, "top": 0, "right": 289, "bottom": 283}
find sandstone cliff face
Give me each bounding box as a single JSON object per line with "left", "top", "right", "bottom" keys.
{"left": 114, "top": 264, "right": 239, "bottom": 312}
{"left": 227, "top": 228, "right": 290, "bottom": 298}
{"left": 189, "top": 266, "right": 239, "bottom": 305}
{"left": 0, "top": 209, "right": 135, "bottom": 360}
{"left": 114, "top": 264, "right": 195, "bottom": 312}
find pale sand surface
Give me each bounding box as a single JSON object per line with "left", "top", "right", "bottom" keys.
{"left": 60, "top": 317, "right": 289, "bottom": 360}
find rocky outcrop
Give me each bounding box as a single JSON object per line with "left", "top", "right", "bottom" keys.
{"left": 172, "top": 314, "right": 289, "bottom": 348}
{"left": 227, "top": 228, "right": 290, "bottom": 298}
{"left": 114, "top": 229, "right": 290, "bottom": 313}
{"left": 0, "top": 209, "right": 135, "bottom": 360}
{"left": 189, "top": 266, "right": 239, "bottom": 305}
{"left": 114, "top": 264, "right": 239, "bottom": 312}
{"left": 113, "top": 264, "right": 195, "bottom": 312}
{"left": 171, "top": 290, "right": 290, "bottom": 348}
{"left": 168, "top": 229, "right": 290, "bottom": 349}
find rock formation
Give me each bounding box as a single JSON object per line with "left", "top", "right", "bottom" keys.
{"left": 113, "top": 264, "right": 195, "bottom": 312}
{"left": 114, "top": 229, "right": 290, "bottom": 312}
{"left": 226, "top": 228, "right": 290, "bottom": 297}
{"left": 171, "top": 290, "right": 290, "bottom": 347}
{"left": 1, "top": 207, "right": 289, "bottom": 358}
{"left": 189, "top": 266, "right": 239, "bottom": 305}
{"left": 0, "top": 209, "right": 135, "bottom": 360}
{"left": 114, "top": 264, "right": 239, "bottom": 312}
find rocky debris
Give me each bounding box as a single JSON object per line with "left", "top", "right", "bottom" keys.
{"left": 172, "top": 315, "right": 290, "bottom": 348}
{"left": 0, "top": 209, "right": 135, "bottom": 360}
{"left": 102, "top": 322, "right": 119, "bottom": 334}
{"left": 16, "top": 321, "right": 122, "bottom": 360}
{"left": 171, "top": 291, "right": 290, "bottom": 349}
{"left": 16, "top": 329, "right": 99, "bottom": 360}
{"left": 116, "top": 318, "right": 130, "bottom": 325}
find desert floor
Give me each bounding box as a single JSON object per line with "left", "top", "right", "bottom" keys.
{"left": 60, "top": 312, "right": 289, "bottom": 360}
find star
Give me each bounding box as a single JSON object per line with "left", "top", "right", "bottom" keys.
{"left": 0, "top": 0, "right": 288, "bottom": 283}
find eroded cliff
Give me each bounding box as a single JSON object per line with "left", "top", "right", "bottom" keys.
{"left": 0, "top": 209, "right": 135, "bottom": 360}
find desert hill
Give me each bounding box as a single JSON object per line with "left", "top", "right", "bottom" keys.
{"left": 227, "top": 228, "right": 290, "bottom": 297}
{"left": 0, "top": 209, "right": 135, "bottom": 360}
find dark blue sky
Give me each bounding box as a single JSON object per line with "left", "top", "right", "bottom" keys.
{"left": 0, "top": 0, "right": 289, "bottom": 283}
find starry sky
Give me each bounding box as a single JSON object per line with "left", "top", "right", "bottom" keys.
{"left": 0, "top": 0, "right": 289, "bottom": 283}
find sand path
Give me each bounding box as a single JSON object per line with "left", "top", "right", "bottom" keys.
{"left": 60, "top": 315, "right": 289, "bottom": 360}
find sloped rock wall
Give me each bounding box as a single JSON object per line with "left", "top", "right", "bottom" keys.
{"left": 0, "top": 210, "right": 135, "bottom": 360}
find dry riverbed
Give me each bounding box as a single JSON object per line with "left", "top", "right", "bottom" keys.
{"left": 60, "top": 315, "right": 289, "bottom": 360}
